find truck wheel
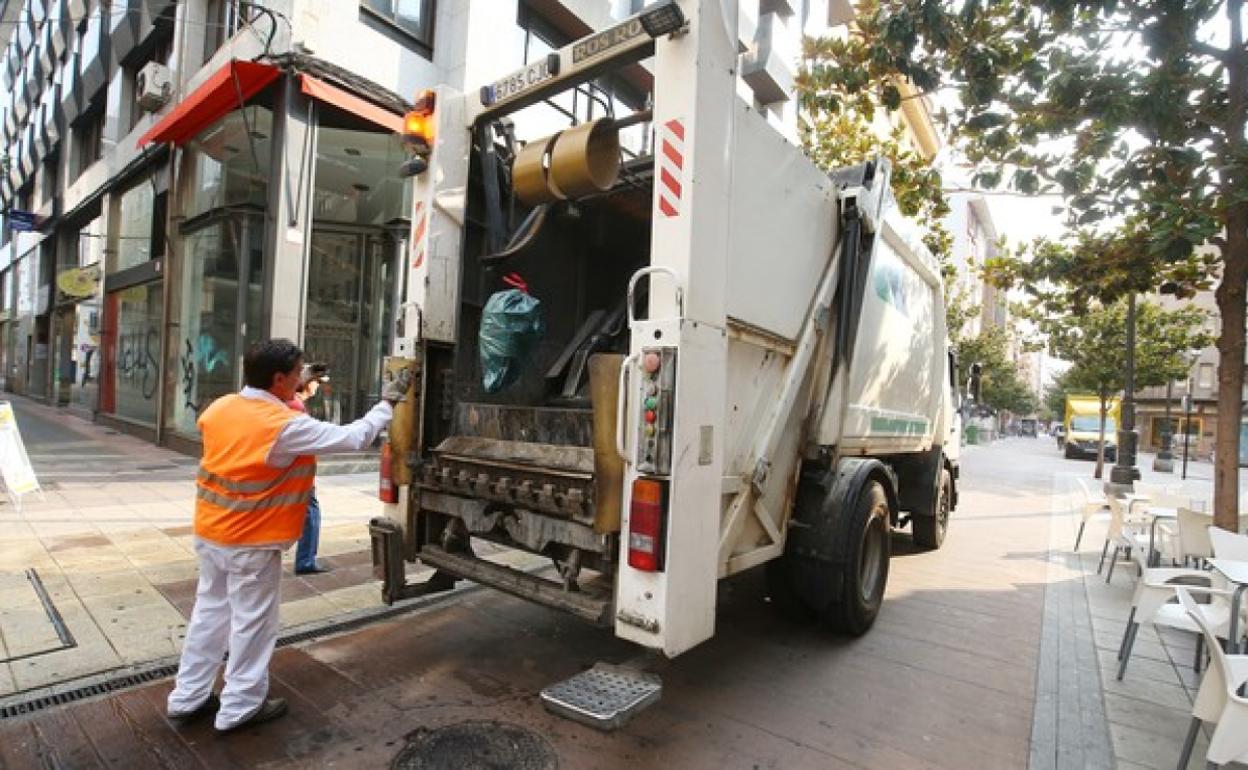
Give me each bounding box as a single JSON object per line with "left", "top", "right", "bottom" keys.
{"left": 822, "top": 481, "right": 891, "bottom": 636}
{"left": 912, "top": 469, "right": 951, "bottom": 550}
{"left": 1064, "top": 444, "right": 1076, "bottom": 459}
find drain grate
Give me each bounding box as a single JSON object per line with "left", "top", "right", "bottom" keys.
{"left": 540, "top": 663, "right": 661, "bottom": 730}
{"left": 0, "top": 572, "right": 479, "bottom": 721}
{"left": 391, "top": 721, "right": 557, "bottom": 770}
{"left": 0, "top": 665, "right": 176, "bottom": 719}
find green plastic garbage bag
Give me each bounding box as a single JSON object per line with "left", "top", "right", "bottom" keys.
{"left": 479, "top": 274, "right": 544, "bottom": 393}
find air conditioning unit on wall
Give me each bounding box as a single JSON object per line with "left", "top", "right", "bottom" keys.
{"left": 136, "top": 61, "right": 172, "bottom": 112}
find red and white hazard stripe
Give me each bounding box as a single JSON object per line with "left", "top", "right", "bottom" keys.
{"left": 657, "top": 119, "right": 685, "bottom": 218}
{"left": 411, "top": 200, "right": 427, "bottom": 269}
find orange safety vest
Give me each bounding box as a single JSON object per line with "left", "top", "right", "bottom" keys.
{"left": 194, "top": 394, "right": 316, "bottom": 546}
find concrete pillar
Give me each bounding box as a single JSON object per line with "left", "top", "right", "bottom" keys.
{"left": 262, "top": 75, "right": 317, "bottom": 344}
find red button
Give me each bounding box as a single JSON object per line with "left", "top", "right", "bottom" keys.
{"left": 643, "top": 352, "right": 661, "bottom": 374}
{"left": 644, "top": 410, "right": 657, "bottom": 424}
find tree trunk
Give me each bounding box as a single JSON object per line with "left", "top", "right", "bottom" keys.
{"left": 1213, "top": 212, "right": 1246, "bottom": 532}
{"left": 1095, "top": 392, "right": 1108, "bottom": 480}
{"left": 1213, "top": 0, "right": 1246, "bottom": 533}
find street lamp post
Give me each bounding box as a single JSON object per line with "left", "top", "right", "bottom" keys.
{"left": 1181, "top": 388, "right": 1193, "bottom": 480}
{"left": 1154, "top": 380, "right": 1175, "bottom": 472}
{"left": 1110, "top": 293, "right": 1140, "bottom": 493}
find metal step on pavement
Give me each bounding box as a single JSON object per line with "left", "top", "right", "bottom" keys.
{"left": 540, "top": 662, "right": 662, "bottom": 731}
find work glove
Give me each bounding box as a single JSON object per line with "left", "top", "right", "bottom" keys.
{"left": 381, "top": 368, "right": 413, "bottom": 405}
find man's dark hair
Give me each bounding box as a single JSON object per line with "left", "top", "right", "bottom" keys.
{"left": 243, "top": 339, "right": 303, "bottom": 389}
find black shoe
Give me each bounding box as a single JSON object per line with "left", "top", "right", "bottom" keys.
{"left": 216, "top": 698, "right": 288, "bottom": 733}
{"left": 295, "top": 563, "right": 331, "bottom": 575}
{"left": 168, "top": 693, "right": 220, "bottom": 723}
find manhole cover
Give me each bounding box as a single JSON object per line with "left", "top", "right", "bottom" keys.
{"left": 391, "top": 721, "right": 557, "bottom": 770}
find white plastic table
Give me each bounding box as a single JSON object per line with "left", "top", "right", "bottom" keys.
{"left": 1145, "top": 506, "right": 1179, "bottom": 567}
{"left": 1210, "top": 558, "right": 1248, "bottom": 653}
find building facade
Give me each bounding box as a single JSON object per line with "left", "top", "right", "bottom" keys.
{"left": 1133, "top": 289, "right": 1244, "bottom": 464}
{"left": 3, "top": 0, "right": 769, "bottom": 452}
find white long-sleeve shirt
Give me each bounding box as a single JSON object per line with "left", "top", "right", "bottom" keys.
{"left": 237, "top": 386, "right": 393, "bottom": 468}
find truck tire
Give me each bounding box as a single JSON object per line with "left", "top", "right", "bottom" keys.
{"left": 912, "top": 469, "right": 951, "bottom": 550}
{"left": 822, "top": 481, "right": 891, "bottom": 635}
{"left": 1064, "top": 444, "right": 1076, "bottom": 459}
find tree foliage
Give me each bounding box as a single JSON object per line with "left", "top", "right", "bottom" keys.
{"left": 801, "top": 0, "right": 1248, "bottom": 526}
{"left": 796, "top": 29, "right": 952, "bottom": 267}
{"left": 1045, "top": 300, "right": 1212, "bottom": 476}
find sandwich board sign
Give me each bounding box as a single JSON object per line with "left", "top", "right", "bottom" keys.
{"left": 0, "top": 401, "right": 40, "bottom": 507}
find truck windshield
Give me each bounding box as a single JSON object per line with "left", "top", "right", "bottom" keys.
{"left": 1071, "top": 415, "right": 1116, "bottom": 433}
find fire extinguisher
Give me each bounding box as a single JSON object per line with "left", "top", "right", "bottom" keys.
{"left": 379, "top": 442, "right": 398, "bottom": 503}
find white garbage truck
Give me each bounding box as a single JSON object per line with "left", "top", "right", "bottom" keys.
{"left": 369, "top": 0, "right": 967, "bottom": 719}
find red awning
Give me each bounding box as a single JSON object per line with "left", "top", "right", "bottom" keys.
{"left": 300, "top": 74, "right": 404, "bottom": 134}
{"left": 136, "top": 60, "right": 281, "bottom": 148}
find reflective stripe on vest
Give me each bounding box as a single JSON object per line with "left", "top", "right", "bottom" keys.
{"left": 193, "top": 394, "right": 317, "bottom": 546}
{"left": 197, "top": 462, "right": 317, "bottom": 494}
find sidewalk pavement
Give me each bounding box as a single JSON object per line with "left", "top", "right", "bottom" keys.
{"left": 1048, "top": 446, "right": 1247, "bottom": 770}
{"left": 0, "top": 397, "right": 497, "bottom": 701}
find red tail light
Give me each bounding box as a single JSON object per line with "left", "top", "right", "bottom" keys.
{"left": 379, "top": 443, "right": 398, "bottom": 503}
{"left": 628, "top": 478, "right": 666, "bottom": 572}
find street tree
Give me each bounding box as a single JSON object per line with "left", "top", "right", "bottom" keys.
{"left": 800, "top": 0, "right": 1247, "bottom": 528}
{"left": 1046, "top": 300, "right": 1212, "bottom": 478}
{"left": 954, "top": 325, "right": 1036, "bottom": 418}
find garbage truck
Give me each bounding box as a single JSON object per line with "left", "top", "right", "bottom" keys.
{"left": 368, "top": 1, "right": 968, "bottom": 713}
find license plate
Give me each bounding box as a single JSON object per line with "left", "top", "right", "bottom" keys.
{"left": 482, "top": 56, "right": 558, "bottom": 107}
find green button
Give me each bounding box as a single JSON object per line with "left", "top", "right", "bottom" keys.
{"left": 644, "top": 396, "right": 658, "bottom": 410}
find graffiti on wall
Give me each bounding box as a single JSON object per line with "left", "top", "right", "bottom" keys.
{"left": 117, "top": 328, "right": 159, "bottom": 401}
{"left": 180, "top": 334, "right": 230, "bottom": 416}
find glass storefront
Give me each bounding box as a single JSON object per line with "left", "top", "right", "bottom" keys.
{"left": 171, "top": 216, "right": 264, "bottom": 437}
{"left": 115, "top": 181, "right": 155, "bottom": 271}
{"left": 302, "top": 114, "right": 403, "bottom": 423}
{"left": 100, "top": 283, "right": 162, "bottom": 425}
{"left": 187, "top": 106, "right": 272, "bottom": 218}
{"left": 302, "top": 230, "right": 395, "bottom": 423}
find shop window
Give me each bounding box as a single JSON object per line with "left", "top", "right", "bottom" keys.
{"left": 171, "top": 216, "right": 265, "bottom": 437}
{"left": 114, "top": 179, "right": 155, "bottom": 271}
{"left": 361, "top": 0, "right": 435, "bottom": 51}
{"left": 312, "top": 123, "right": 409, "bottom": 225}
{"left": 100, "top": 283, "right": 161, "bottom": 426}
{"left": 78, "top": 215, "right": 105, "bottom": 267}
{"left": 186, "top": 105, "right": 273, "bottom": 219}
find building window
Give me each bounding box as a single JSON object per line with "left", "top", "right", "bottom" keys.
{"left": 126, "top": 21, "right": 175, "bottom": 133}
{"left": 38, "top": 150, "right": 59, "bottom": 206}
{"left": 361, "top": 0, "right": 435, "bottom": 50}
{"left": 73, "top": 103, "right": 105, "bottom": 177}
{"left": 203, "top": 0, "right": 257, "bottom": 64}
{"left": 1197, "top": 362, "right": 1215, "bottom": 390}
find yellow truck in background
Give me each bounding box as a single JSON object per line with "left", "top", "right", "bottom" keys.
{"left": 1064, "top": 395, "right": 1120, "bottom": 461}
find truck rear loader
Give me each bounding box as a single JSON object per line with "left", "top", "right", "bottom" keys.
{"left": 368, "top": 0, "right": 968, "bottom": 726}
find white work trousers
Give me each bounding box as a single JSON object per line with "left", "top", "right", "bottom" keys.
{"left": 166, "top": 539, "right": 283, "bottom": 730}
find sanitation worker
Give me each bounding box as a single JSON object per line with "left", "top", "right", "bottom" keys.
{"left": 166, "top": 339, "right": 409, "bottom": 732}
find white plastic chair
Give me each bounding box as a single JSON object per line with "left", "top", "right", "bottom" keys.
{"left": 1210, "top": 526, "right": 1248, "bottom": 561}
{"left": 1073, "top": 477, "right": 1109, "bottom": 551}
{"left": 1100, "top": 494, "right": 1151, "bottom": 583}
{"left": 1176, "top": 587, "right": 1248, "bottom": 769}
{"left": 1174, "top": 508, "right": 1215, "bottom": 567}
{"left": 1116, "top": 565, "right": 1218, "bottom": 680}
